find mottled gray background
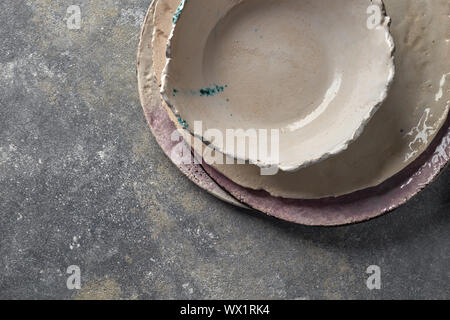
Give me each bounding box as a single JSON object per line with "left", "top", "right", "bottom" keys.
{"left": 0, "top": 0, "right": 449, "bottom": 300}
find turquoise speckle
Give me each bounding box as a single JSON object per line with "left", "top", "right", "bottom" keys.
{"left": 198, "top": 84, "right": 227, "bottom": 97}
{"left": 201, "top": 85, "right": 222, "bottom": 96}
{"left": 173, "top": 0, "right": 187, "bottom": 24}
{"left": 226, "top": 98, "right": 230, "bottom": 102}
{"left": 177, "top": 84, "right": 228, "bottom": 98}
{"left": 177, "top": 117, "right": 188, "bottom": 129}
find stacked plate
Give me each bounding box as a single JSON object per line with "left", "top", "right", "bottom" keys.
{"left": 137, "top": 0, "right": 450, "bottom": 226}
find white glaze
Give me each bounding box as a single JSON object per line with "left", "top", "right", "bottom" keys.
{"left": 161, "top": 0, "right": 395, "bottom": 171}
{"left": 150, "top": 0, "right": 450, "bottom": 199}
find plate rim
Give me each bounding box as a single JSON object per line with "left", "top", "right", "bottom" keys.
{"left": 138, "top": 0, "right": 450, "bottom": 226}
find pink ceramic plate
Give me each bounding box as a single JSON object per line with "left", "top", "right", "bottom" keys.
{"left": 137, "top": 1, "right": 248, "bottom": 209}
{"left": 202, "top": 116, "right": 449, "bottom": 225}
{"left": 138, "top": 0, "right": 450, "bottom": 226}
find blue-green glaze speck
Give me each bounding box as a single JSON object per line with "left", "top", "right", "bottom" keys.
{"left": 173, "top": 0, "right": 187, "bottom": 24}
{"left": 178, "top": 85, "right": 228, "bottom": 97}
{"left": 199, "top": 85, "right": 227, "bottom": 97}
{"left": 177, "top": 117, "right": 188, "bottom": 129}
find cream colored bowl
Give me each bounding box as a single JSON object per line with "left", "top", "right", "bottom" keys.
{"left": 162, "top": 0, "right": 395, "bottom": 171}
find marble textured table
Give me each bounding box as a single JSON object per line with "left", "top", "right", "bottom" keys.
{"left": 0, "top": 0, "right": 449, "bottom": 299}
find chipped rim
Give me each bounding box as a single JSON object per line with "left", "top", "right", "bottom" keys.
{"left": 160, "top": 0, "right": 396, "bottom": 172}
{"left": 137, "top": 0, "right": 249, "bottom": 209}
{"left": 202, "top": 114, "right": 450, "bottom": 226}
{"left": 138, "top": 0, "right": 449, "bottom": 226}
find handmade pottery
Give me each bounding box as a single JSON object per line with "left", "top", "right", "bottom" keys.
{"left": 138, "top": 0, "right": 450, "bottom": 225}
{"left": 137, "top": 0, "right": 247, "bottom": 208}
{"left": 152, "top": 0, "right": 450, "bottom": 199}
{"left": 161, "top": 0, "right": 395, "bottom": 172}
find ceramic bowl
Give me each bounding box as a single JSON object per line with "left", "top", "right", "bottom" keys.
{"left": 152, "top": 0, "right": 449, "bottom": 199}
{"left": 138, "top": 0, "right": 450, "bottom": 225}
{"left": 161, "top": 0, "right": 395, "bottom": 171}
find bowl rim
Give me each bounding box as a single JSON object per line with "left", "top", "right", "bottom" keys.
{"left": 160, "top": 0, "right": 396, "bottom": 172}
{"left": 137, "top": 0, "right": 450, "bottom": 226}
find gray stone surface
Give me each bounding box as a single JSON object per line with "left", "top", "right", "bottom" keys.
{"left": 0, "top": 0, "right": 449, "bottom": 300}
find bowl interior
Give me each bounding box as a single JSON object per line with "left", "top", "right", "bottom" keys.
{"left": 163, "top": 0, "right": 394, "bottom": 170}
